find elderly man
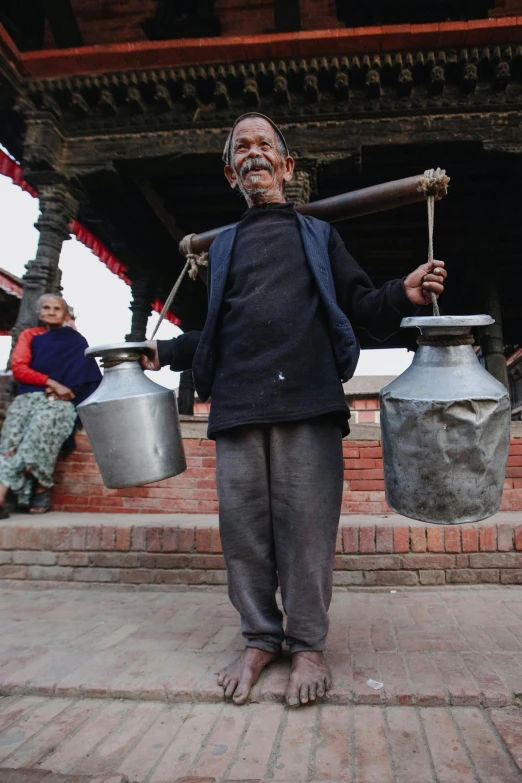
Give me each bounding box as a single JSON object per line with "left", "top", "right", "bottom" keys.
{"left": 142, "top": 112, "right": 446, "bottom": 707}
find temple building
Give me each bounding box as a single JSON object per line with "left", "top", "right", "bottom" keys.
{"left": 1, "top": 0, "right": 521, "bottom": 400}
{"left": 0, "top": 2, "right": 520, "bottom": 589}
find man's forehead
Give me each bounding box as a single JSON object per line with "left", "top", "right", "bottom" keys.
{"left": 232, "top": 117, "right": 277, "bottom": 142}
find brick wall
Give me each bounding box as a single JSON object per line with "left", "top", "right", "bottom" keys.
{"left": 214, "top": 0, "right": 275, "bottom": 36}
{"left": 300, "top": 0, "right": 342, "bottom": 30}
{"left": 44, "top": 0, "right": 343, "bottom": 48}
{"left": 347, "top": 396, "right": 380, "bottom": 425}
{"left": 51, "top": 431, "right": 522, "bottom": 515}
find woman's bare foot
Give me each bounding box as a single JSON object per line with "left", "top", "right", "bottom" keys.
{"left": 217, "top": 647, "right": 279, "bottom": 705}
{"left": 286, "top": 651, "right": 332, "bottom": 707}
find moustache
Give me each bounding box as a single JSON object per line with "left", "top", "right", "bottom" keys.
{"left": 239, "top": 156, "right": 274, "bottom": 178}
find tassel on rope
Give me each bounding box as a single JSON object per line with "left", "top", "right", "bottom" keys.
{"left": 149, "top": 233, "right": 209, "bottom": 340}
{"left": 418, "top": 168, "right": 450, "bottom": 317}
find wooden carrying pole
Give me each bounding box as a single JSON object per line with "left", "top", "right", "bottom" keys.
{"left": 181, "top": 172, "right": 449, "bottom": 256}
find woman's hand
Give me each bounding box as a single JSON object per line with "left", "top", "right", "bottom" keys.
{"left": 46, "top": 379, "right": 76, "bottom": 401}
{"left": 404, "top": 259, "right": 447, "bottom": 306}
{"left": 139, "top": 341, "right": 161, "bottom": 371}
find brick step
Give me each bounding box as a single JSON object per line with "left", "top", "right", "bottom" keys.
{"left": 0, "top": 512, "right": 522, "bottom": 588}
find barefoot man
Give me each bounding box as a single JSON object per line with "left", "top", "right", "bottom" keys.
{"left": 141, "top": 113, "right": 446, "bottom": 706}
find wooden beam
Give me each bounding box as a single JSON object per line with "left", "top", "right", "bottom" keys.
{"left": 41, "top": 0, "right": 83, "bottom": 49}
{"left": 135, "top": 177, "right": 185, "bottom": 243}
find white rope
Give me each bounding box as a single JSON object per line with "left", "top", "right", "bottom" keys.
{"left": 149, "top": 233, "right": 209, "bottom": 340}
{"left": 426, "top": 193, "right": 440, "bottom": 316}
{"left": 419, "top": 168, "right": 449, "bottom": 317}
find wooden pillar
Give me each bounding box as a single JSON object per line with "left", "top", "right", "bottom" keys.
{"left": 126, "top": 275, "right": 153, "bottom": 342}
{"left": 11, "top": 183, "right": 78, "bottom": 344}
{"left": 480, "top": 281, "right": 509, "bottom": 389}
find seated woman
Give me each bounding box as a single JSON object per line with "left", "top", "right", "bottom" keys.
{"left": 0, "top": 294, "right": 101, "bottom": 517}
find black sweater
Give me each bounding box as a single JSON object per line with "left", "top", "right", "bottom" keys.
{"left": 158, "top": 203, "right": 416, "bottom": 438}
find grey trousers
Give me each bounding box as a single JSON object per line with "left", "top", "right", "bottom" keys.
{"left": 215, "top": 419, "right": 344, "bottom": 653}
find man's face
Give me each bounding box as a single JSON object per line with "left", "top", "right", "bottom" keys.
{"left": 224, "top": 117, "right": 294, "bottom": 204}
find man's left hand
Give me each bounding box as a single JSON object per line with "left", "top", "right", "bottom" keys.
{"left": 404, "top": 260, "right": 447, "bottom": 306}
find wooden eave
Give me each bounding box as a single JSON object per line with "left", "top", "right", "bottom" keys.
{"left": 16, "top": 18, "right": 522, "bottom": 80}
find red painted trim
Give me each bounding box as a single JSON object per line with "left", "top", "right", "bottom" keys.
{"left": 0, "top": 151, "right": 37, "bottom": 198}
{"left": 0, "top": 269, "right": 22, "bottom": 298}
{"left": 17, "top": 18, "right": 522, "bottom": 79}
{"left": 0, "top": 150, "right": 181, "bottom": 327}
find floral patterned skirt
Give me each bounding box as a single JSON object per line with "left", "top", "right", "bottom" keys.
{"left": 0, "top": 393, "right": 77, "bottom": 505}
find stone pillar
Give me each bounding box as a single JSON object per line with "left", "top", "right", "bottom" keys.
{"left": 480, "top": 281, "right": 509, "bottom": 389}
{"left": 126, "top": 275, "right": 153, "bottom": 342}
{"left": 178, "top": 369, "right": 195, "bottom": 416}
{"left": 11, "top": 183, "right": 78, "bottom": 344}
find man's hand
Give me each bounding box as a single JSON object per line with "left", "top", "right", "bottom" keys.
{"left": 139, "top": 341, "right": 161, "bottom": 371}
{"left": 46, "top": 379, "right": 75, "bottom": 401}
{"left": 403, "top": 260, "right": 447, "bottom": 306}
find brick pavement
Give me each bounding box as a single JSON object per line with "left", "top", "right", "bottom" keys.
{"left": 0, "top": 585, "right": 519, "bottom": 780}
{"left": 0, "top": 698, "right": 520, "bottom": 781}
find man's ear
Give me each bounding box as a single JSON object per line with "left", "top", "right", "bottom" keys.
{"left": 224, "top": 164, "right": 238, "bottom": 189}
{"left": 283, "top": 155, "right": 295, "bottom": 184}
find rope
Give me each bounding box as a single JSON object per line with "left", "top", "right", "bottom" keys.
{"left": 417, "top": 335, "right": 475, "bottom": 347}
{"left": 426, "top": 193, "right": 439, "bottom": 316}
{"left": 418, "top": 168, "right": 450, "bottom": 318}
{"left": 102, "top": 351, "right": 142, "bottom": 368}
{"left": 149, "top": 234, "right": 209, "bottom": 340}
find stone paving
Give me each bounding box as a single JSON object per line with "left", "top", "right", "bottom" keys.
{"left": 0, "top": 585, "right": 521, "bottom": 780}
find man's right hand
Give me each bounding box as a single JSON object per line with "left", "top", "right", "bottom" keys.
{"left": 139, "top": 341, "right": 161, "bottom": 371}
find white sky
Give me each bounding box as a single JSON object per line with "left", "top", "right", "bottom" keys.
{"left": 0, "top": 172, "right": 413, "bottom": 384}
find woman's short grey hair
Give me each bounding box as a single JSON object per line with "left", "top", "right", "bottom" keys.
{"left": 36, "top": 294, "right": 69, "bottom": 315}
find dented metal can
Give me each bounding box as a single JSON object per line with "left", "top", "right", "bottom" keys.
{"left": 380, "top": 316, "right": 511, "bottom": 525}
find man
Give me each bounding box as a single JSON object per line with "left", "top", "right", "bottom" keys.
{"left": 142, "top": 113, "right": 446, "bottom": 707}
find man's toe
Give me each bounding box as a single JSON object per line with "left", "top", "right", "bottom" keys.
{"left": 232, "top": 686, "right": 249, "bottom": 705}
{"left": 300, "top": 684, "right": 309, "bottom": 704}
{"left": 309, "top": 683, "right": 317, "bottom": 701}
{"left": 217, "top": 671, "right": 227, "bottom": 686}
{"left": 224, "top": 678, "right": 238, "bottom": 698}
{"left": 286, "top": 675, "right": 300, "bottom": 707}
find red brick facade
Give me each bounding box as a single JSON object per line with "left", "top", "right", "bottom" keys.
{"left": 44, "top": 0, "right": 342, "bottom": 49}
{"left": 51, "top": 432, "right": 522, "bottom": 515}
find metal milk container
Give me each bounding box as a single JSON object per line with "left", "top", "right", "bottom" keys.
{"left": 77, "top": 342, "right": 186, "bottom": 489}
{"left": 380, "top": 316, "right": 510, "bottom": 525}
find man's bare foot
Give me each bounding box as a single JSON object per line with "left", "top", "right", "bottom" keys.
{"left": 286, "top": 651, "right": 332, "bottom": 707}
{"left": 217, "top": 647, "right": 279, "bottom": 705}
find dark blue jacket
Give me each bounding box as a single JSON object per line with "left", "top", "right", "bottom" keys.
{"left": 191, "top": 213, "right": 360, "bottom": 402}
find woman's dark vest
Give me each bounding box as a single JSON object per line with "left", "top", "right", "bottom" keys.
{"left": 192, "top": 212, "right": 360, "bottom": 402}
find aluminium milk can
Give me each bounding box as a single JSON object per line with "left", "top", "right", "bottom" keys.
{"left": 380, "top": 316, "right": 510, "bottom": 525}
{"left": 77, "top": 342, "right": 186, "bottom": 489}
